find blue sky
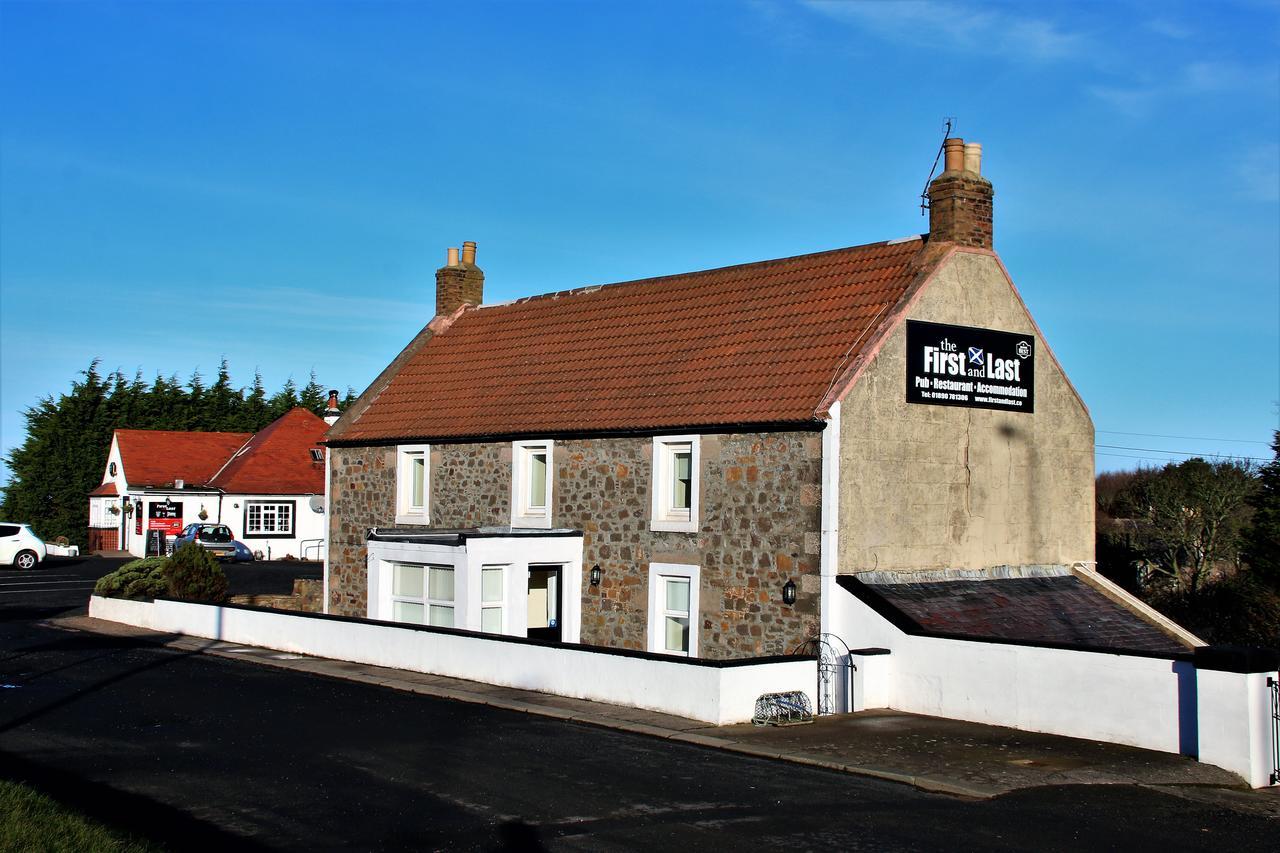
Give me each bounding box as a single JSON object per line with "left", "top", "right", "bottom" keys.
{"left": 1, "top": 0, "right": 1277, "bottom": 477}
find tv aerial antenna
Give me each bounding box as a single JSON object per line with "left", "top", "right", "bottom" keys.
{"left": 920, "top": 117, "right": 957, "bottom": 216}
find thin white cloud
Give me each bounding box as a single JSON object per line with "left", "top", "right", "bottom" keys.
{"left": 799, "top": 0, "right": 1087, "bottom": 62}
{"left": 1144, "top": 17, "right": 1193, "bottom": 40}
{"left": 1236, "top": 143, "right": 1280, "bottom": 203}
{"left": 0, "top": 141, "right": 428, "bottom": 235}
{"left": 1089, "top": 60, "right": 1279, "bottom": 116}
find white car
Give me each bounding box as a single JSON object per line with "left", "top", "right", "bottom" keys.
{"left": 0, "top": 523, "right": 47, "bottom": 570}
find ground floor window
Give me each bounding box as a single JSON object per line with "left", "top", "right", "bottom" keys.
{"left": 647, "top": 562, "right": 700, "bottom": 657}
{"left": 245, "top": 501, "right": 294, "bottom": 536}
{"left": 391, "top": 563, "right": 454, "bottom": 627}
{"left": 481, "top": 565, "right": 504, "bottom": 633}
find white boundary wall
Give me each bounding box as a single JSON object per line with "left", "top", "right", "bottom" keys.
{"left": 833, "top": 588, "right": 1278, "bottom": 787}
{"left": 89, "top": 596, "right": 815, "bottom": 726}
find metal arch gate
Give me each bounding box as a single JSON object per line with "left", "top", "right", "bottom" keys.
{"left": 793, "top": 633, "right": 854, "bottom": 716}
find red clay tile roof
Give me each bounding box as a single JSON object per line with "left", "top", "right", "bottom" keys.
{"left": 88, "top": 482, "right": 118, "bottom": 496}
{"left": 208, "top": 408, "right": 327, "bottom": 494}
{"left": 337, "top": 238, "right": 927, "bottom": 442}
{"left": 115, "top": 429, "right": 252, "bottom": 489}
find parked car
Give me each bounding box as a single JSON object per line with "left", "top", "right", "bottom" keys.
{"left": 0, "top": 523, "right": 47, "bottom": 570}
{"left": 172, "top": 523, "right": 237, "bottom": 560}
{"left": 230, "top": 540, "right": 255, "bottom": 562}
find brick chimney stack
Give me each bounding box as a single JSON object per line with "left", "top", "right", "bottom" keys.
{"left": 927, "top": 138, "right": 993, "bottom": 250}
{"left": 323, "top": 390, "right": 341, "bottom": 426}
{"left": 435, "top": 240, "right": 484, "bottom": 316}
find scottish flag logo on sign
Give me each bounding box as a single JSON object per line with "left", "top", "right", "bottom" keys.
{"left": 968, "top": 346, "right": 985, "bottom": 367}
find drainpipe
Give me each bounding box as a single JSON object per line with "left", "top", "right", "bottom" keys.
{"left": 819, "top": 400, "right": 842, "bottom": 638}
{"left": 323, "top": 446, "right": 331, "bottom": 614}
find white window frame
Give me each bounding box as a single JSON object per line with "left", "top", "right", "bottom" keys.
{"left": 511, "top": 440, "right": 553, "bottom": 529}
{"left": 246, "top": 501, "right": 295, "bottom": 536}
{"left": 647, "top": 562, "right": 700, "bottom": 657}
{"left": 650, "top": 435, "right": 700, "bottom": 533}
{"left": 480, "top": 564, "right": 505, "bottom": 633}
{"left": 395, "top": 444, "right": 431, "bottom": 525}
{"left": 389, "top": 561, "right": 455, "bottom": 627}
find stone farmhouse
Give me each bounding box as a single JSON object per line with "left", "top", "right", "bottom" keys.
{"left": 322, "top": 138, "right": 1197, "bottom": 663}
{"left": 90, "top": 404, "right": 337, "bottom": 560}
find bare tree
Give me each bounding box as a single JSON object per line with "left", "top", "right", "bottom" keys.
{"left": 1128, "top": 458, "right": 1257, "bottom": 596}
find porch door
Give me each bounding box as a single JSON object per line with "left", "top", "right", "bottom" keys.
{"left": 526, "top": 564, "right": 562, "bottom": 642}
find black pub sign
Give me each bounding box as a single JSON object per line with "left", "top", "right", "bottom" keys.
{"left": 906, "top": 320, "right": 1034, "bottom": 413}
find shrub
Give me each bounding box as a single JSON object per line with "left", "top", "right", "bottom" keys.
{"left": 1150, "top": 575, "right": 1280, "bottom": 648}
{"left": 162, "top": 543, "right": 229, "bottom": 603}
{"left": 93, "top": 557, "right": 168, "bottom": 600}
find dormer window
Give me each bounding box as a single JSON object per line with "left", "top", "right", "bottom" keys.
{"left": 511, "top": 440, "right": 553, "bottom": 528}
{"left": 395, "top": 444, "right": 430, "bottom": 524}
{"left": 650, "top": 435, "right": 699, "bottom": 533}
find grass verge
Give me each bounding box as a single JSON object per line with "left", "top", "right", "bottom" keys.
{"left": 0, "top": 778, "right": 161, "bottom": 852}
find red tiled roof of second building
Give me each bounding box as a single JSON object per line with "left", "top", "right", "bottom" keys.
{"left": 115, "top": 429, "right": 252, "bottom": 489}
{"left": 340, "top": 237, "right": 926, "bottom": 442}
{"left": 208, "top": 408, "right": 327, "bottom": 494}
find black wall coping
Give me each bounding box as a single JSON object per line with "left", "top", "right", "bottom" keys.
{"left": 148, "top": 596, "right": 815, "bottom": 669}
{"left": 1193, "top": 644, "right": 1280, "bottom": 674}
{"left": 368, "top": 528, "right": 584, "bottom": 544}
{"left": 835, "top": 575, "right": 1196, "bottom": 663}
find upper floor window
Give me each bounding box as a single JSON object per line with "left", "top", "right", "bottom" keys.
{"left": 650, "top": 435, "right": 699, "bottom": 533}
{"left": 511, "top": 440, "right": 553, "bottom": 528}
{"left": 396, "top": 444, "right": 430, "bottom": 524}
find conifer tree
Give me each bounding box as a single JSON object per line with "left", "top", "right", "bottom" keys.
{"left": 1, "top": 360, "right": 350, "bottom": 548}
{"left": 299, "top": 370, "right": 326, "bottom": 415}
{"left": 268, "top": 378, "right": 299, "bottom": 420}
{"left": 1243, "top": 431, "right": 1280, "bottom": 588}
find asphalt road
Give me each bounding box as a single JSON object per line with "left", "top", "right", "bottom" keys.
{"left": 1, "top": 559, "right": 1275, "bottom": 851}
{"left": 0, "top": 554, "right": 321, "bottom": 620}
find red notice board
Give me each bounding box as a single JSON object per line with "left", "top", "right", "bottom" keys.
{"left": 147, "top": 501, "right": 183, "bottom": 535}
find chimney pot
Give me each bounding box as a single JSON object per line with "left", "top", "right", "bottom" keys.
{"left": 447, "top": 246, "right": 459, "bottom": 267}
{"left": 943, "top": 137, "right": 966, "bottom": 172}
{"left": 964, "top": 142, "right": 982, "bottom": 175}
{"left": 461, "top": 241, "right": 477, "bottom": 265}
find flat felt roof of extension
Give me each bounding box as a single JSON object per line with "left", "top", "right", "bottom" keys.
{"left": 368, "top": 526, "right": 584, "bottom": 545}
{"left": 840, "top": 574, "right": 1189, "bottom": 656}
{"left": 336, "top": 238, "right": 927, "bottom": 442}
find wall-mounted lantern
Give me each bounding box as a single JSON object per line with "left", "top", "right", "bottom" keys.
{"left": 782, "top": 579, "right": 797, "bottom": 606}
{"left": 589, "top": 564, "right": 602, "bottom": 586}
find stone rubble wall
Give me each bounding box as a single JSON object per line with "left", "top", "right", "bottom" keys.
{"left": 228, "top": 578, "right": 324, "bottom": 613}
{"left": 327, "top": 431, "right": 822, "bottom": 658}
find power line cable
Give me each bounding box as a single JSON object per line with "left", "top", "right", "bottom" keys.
{"left": 1095, "top": 444, "right": 1268, "bottom": 464}
{"left": 1097, "top": 429, "right": 1270, "bottom": 445}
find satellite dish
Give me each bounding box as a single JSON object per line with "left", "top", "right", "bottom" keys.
{"left": 309, "top": 495, "right": 325, "bottom": 514}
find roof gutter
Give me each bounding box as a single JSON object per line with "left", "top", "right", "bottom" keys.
{"left": 323, "top": 418, "right": 829, "bottom": 448}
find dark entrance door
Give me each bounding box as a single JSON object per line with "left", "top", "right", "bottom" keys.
{"left": 526, "top": 564, "right": 562, "bottom": 642}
